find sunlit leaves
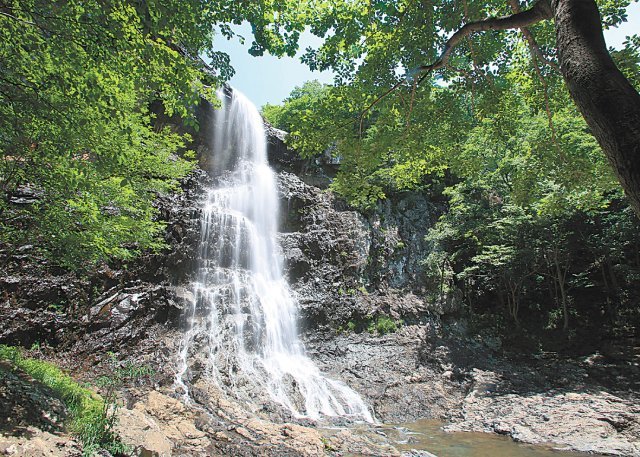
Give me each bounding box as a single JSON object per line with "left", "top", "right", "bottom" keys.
{"left": 610, "top": 34, "right": 640, "bottom": 89}
{"left": 0, "top": 0, "right": 202, "bottom": 267}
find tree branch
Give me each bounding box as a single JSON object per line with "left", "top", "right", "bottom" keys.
{"left": 417, "top": 0, "right": 553, "bottom": 73}
{"left": 521, "top": 27, "right": 560, "bottom": 72}
{"left": 509, "top": 0, "right": 564, "bottom": 158}
{"left": 508, "top": 0, "right": 560, "bottom": 72}
{"left": 463, "top": 0, "right": 496, "bottom": 88}
{"left": 0, "top": 10, "right": 35, "bottom": 26}
{"left": 356, "top": 0, "right": 553, "bottom": 132}
{"left": 359, "top": 79, "right": 406, "bottom": 136}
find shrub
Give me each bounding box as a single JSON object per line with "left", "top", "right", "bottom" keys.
{"left": 367, "top": 315, "right": 399, "bottom": 335}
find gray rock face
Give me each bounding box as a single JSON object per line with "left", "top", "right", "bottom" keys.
{"left": 0, "top": 168, "right": 207, "bottom": 354}
{"left": 275, "top": 170, "right": 446, "bottom": 332}
{"left": 304, "top": 325, "right": 467, "bottom": 423}
{"left": 8, "top": 185, "right": 43, "bottom": 205}
{"left": 265, "top": 124, "right": 309, "bottom": 174}
{"left": 366, "top": 193, "right": 435, "bottom": 292}
{"left": 277, "top": 171, "right": 371, "bottom": 327}
{"left": 1, "top": 110, "right": 639, "bottom": 457}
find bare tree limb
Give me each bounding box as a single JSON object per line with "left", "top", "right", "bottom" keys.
{"left": 406, "top": 78, "right": 418, "bottom": 127}
{"left": 0, "top": 10, "right": 36, "bottom": 26}
{"left": 521, "top": 28, "right": 560, "bottom": 72}
{"left": 359, "top": 79, "right": 406, "bottom": 136}
{"left": 509, "top": 0, "right": 564, "bottom": 159}
{"left": 463, "top": 0, "right": 497, "bottom": 88}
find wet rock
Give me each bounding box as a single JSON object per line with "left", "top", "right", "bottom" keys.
{"left": 240, "top": 419, "right": 325, "bottom": 457}
{"left": 510, "top": 424, "right": 542, "bottom": 444}
{"left": 0, "top": 303, "right": 72, "bottom": 348}
{"left": 324, "top": 428, "right": 401, "bottom": 456}
{"left": 305, "top": 325, "right": 466, "bottom": 424}
{"left": 114, "top": 384, "right": 401, "bottom": 457}
{"left": 401, "top": 451, "right": 438, "bottom": 457}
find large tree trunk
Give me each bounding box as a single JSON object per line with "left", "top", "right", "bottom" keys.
{"left": 552, "top": 0, "right": 640, "bottom": 217}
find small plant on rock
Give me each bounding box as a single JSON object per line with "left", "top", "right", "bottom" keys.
{"left": 367, "top": 315, "right": 400, "bottom": 335}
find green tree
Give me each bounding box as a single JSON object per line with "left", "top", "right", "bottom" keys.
{"left": 0, "top": 0, "right": 306, "bottom": 267}
{"left": 295, "top": 0, "right": 640, "bottom": 215}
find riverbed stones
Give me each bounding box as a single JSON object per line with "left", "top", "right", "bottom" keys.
{"left": 443, "top": 361, "right": 640, "bottom": 456}
{"left": 116, "top": 390, "right": 210, "bottom": 456}
{"left": 0, "top": 429, "right": 82, "bottom": 457}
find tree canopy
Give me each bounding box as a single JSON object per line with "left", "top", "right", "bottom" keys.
{"left": 2, "top": 0, "right": 639, "bottom": 275}
{"left": 265, "top": 0, "right": 640, "bottom": 214}
{"left": 0, "top": 0, "right": 306, "bottom": 267}
{"left": 265, "top": 0, "right": 640, "bottom": 205}
{"left": 262, "top": 0, "right": 640, "bottom": 335}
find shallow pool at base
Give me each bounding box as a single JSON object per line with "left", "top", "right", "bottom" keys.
{"left": 337, "top": 419, "right": 608, "bottom": 457}
{"left": 388, "top": 420, "right": 607, "bottom": 457}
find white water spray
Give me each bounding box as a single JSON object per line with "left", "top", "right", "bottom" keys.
{"left": 176, "top": 89, "right": 373, "bottom": 422}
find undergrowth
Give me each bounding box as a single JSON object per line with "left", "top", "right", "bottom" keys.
{"left": 367, "top": 315, "right": 400, "bottom": 335}
{"left": 0, "top": 345, "right": 128, "bottom": 456}
{"left": 337, "top": 314, "right": 401, "bottom": 335}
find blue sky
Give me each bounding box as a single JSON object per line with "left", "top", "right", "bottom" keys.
{"left": 214, "top": 4, "right": 640, "bottom": 109}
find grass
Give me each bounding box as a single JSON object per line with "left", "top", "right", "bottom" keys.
{"left": 0, "top": 345, "right": 127, "bottom": 456}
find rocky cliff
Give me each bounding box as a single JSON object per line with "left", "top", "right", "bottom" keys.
{"left": 1, "top": 103, "right": 638, "bottom": 457}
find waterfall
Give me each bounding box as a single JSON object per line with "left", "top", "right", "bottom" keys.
{"left": 175, "top": 89, "right": 373, "bottom": 423}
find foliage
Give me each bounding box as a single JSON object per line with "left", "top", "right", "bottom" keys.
{"left": 611, "top": 34, "right": 640, "bottom": 90}
{"left": 262, "top": 80, "right": 329, "bottom": 132}
{"left": 0, "top": 0, "right": 310, "bottom": 268}
{"left": 270, "top": 1, "right": 640, "bottom": 341}
{"left": 320, "top": 435, "right": 336, "bottom": 451}
{"left": 298, "top": 0, "right": 635, "bottom": 90}
{"left": 0, "top": 345, "right": 124, "bottom": 455}
{"left": 268, "top": 61, "right": 622, "bottom": 212}
{"left": 263, "top": 0, "right": 638, "bottom": 211}
{"left": 265, "top": 22, "right": 639, "bottom": 338}
{"left": 367, "top": 315, "right": 400, "bottom": 335}
{"left": 2, "top": 0, "right": 638, "bottom": 342}
{"left": 425, "top": 181, "right": 640, "bottom": 335}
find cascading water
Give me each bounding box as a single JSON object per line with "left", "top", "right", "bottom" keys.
{"left": 175, "top": 88, "right": 373, "bottom": 423}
